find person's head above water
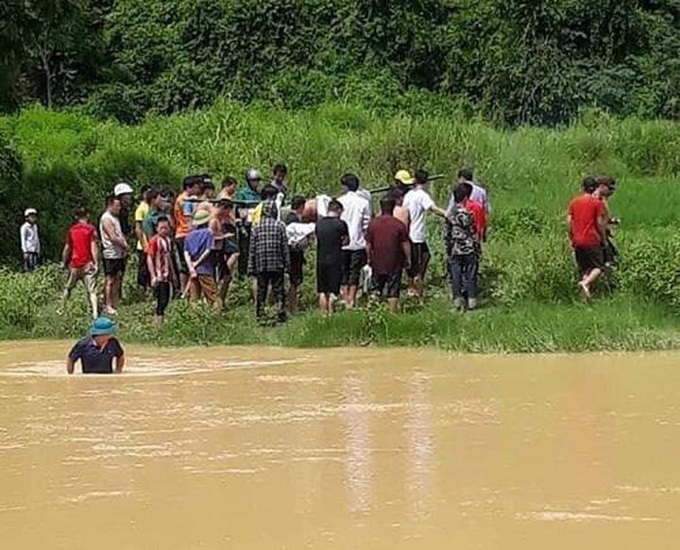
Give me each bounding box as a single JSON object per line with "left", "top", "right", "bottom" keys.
{"left": 90, "top": 316, "right": 117, "bottom": 346}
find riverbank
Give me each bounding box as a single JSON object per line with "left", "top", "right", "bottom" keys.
{"left": 3, "top": 279, "right": 679, "bottom": 353}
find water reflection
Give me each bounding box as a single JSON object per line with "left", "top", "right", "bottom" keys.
{"left": 406, "top": 371, "right": 434, "bottom": 518}
{"left": 343, "top": 374, "right": 372, "bottom": 513}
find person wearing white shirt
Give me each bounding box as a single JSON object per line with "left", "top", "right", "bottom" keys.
{"left": 402, "top": 170, "right": 447, "bottom": 299}
{"left": 20, "top": 208, "right": 41, "bottom": 271}
{"left": 338, "top": 173, "right": 371, "bottom": 308}
{"left": 447, "top": 168, "right": 490, "bottom": 214}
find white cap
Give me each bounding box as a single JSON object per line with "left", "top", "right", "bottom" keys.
{"left": 24, "top": 208, "right": 37, "bottom": 217}
{"left": 114, "top": 183, "right": 134, "bottom": 197}
{"left": 246, "top": 168, "right": 262, "bottom": 181}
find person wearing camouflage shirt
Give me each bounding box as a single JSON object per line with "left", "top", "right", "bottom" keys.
{"left": 445, "top": 183, "right": 479, "bottom": 310}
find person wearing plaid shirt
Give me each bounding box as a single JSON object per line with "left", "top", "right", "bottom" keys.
{"left": 247, "top": 201, "right": 290, "bottom": 323}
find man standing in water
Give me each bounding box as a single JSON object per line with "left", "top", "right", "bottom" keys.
{"left": 66, "top": 317, "right": 125, "bottom": 374}
{"left": 402, "top": 169, "right": 447, "bottom": 300}
{"left": 100, "top": 196, "right": 130, "bottom": 315}
{"left": 568, "top": 177, "right": 608, "bottom": 299}
{"left": 338, "top": 173, "right": 371, "bottom": 308}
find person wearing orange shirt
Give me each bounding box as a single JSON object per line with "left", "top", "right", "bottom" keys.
{"left": 173, "top": 175, "right": 203, "bottom": 291}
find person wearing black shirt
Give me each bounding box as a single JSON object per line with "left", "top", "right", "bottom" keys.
{"left": 315, "top": 199, "right": 349, "bottom": 315}
{"left": 67, "top": 317, "right": 125, "bottom": 374}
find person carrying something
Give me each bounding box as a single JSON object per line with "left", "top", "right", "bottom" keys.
{"left": 183, "top": 210, "right": 218, "bottom": 306}
{"left": 568, "top": 176, "right": 608, "bottom": 299}
{"left": 67, "top": 317, "right": 124, "bottom": 375}
{"left": 366, "top": 196, "right": 411, "bottom": 312}
{"left": 315, "top": 199, "right": 349, "bottom": 316}
{"left": 235, "top": 168, "right": 262, "bottom": 277}
{"left": 338, "top": 173, "right": 371, "bottom": 308}
{"left": 173, "top": 175, "right": 203, "bottom": 292}
{"left": 402, "top": 169, "right": 447, "bottom": 300}
{"left": 445, "top": 184, "right": 479, "bottom": 311}
{"left": 591, "top": 175, "right": 619, "bottom": 269}
{"left": 285, "top": 195, "right": 314, "bottom": 313}
{"left": 62, "top": 206, "right": 99, "bottom": 319}
{"left": 134, "top": 186, "right": 154, "bottom": 291}
{"left": 248, "top": 201, "right": 290, "bottom": 324}
{"left": 100, "top": 195, "right": 130, "bottom": 315}
{"left": 20, "top": 208, "right": 41, "bottom": 271}
{"left": 147, "top": 216, "right": 176, "bottom": 326}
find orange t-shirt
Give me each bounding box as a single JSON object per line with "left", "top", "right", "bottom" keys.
{"left": 174, "top": 192, "right": 195, "bottom": 238}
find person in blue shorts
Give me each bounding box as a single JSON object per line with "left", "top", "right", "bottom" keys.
{"left": 66, "top": 317, "right": 125, "bottom": 374}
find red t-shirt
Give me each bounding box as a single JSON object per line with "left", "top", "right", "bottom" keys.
{"left": 568, "top": 194, "right": 605, "bottom": 248}
{"left": 67, "top": 222, "right": 96, "bottom": 268}
{"left": 366, "top": 214, "right": 409, "bottom": 275}
{"left": 147, "top": 234, "right": 172, "bottom": 282}
{"left": 464, "top": 199, "right": 487, "bottom": 240}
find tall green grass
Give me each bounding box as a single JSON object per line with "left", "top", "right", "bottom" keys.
{"left": 0, "top": 101, "right": 678, "bottom": 351}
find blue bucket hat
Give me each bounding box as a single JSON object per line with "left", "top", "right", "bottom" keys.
{"left": 90, "top": 317, "right": 117, "bottom": 336}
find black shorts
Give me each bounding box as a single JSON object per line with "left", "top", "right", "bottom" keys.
{"left": 289, "top": 249, "right": 305, "bottom": 286}
{"left": 575, "top": 246, "right": 605, "bottom": 276}
{"left": 175, "top": 237, "right": 188, "bottom": 274}
{"left": 103, "top": 258, "right": 125, "bottom": 277}
{"left": 408, "top": 242, "right": 430, "bottom": 278}
{"left": 317, "top": 263, "right": 342, "bottom": 295}
{"left": 371, "top": 272, "right": 402, "bottom": 299}
{"left": 341, "top": 249, "right": 367, "bottom": 287}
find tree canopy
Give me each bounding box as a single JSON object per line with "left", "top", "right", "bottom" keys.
{"left": 1, "top": 0, "right": 678, "bottom": 125}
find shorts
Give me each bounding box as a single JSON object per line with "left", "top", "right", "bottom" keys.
{"left": 65, "top": 266, "right": 97, "bottom": 294}
{"left": 341, "top": 249, "right": 367, "bottom": 287}
{"left": 189, "top": 274, "right": 217, "bottom": 305}
{"left": 289, "top": 249, "right": 305, "bottom": 286}
{"left": 408, "top": 242, "right": 430, "bottom": 279}
{"left": 175, "top": 237, "right": 188, "bottom": 274}
{"left": 574, "top": 246, "right": 605, "bottom": 276}
{"left": 317, "top": 263, "right": 342, "bottom": 295}
{"left": 103, "top": 258, "right": 125, "bottom": 277}
{"left": 371, "top": 271, "right": 402, "bottom": 299}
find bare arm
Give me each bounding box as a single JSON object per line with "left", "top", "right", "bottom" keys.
{"left": 147, "top": 250, "right": 157, "bottom": 283}
{"left": 66, "top": 356, "right": 75, "bottom": 375}
{"left": 62, "top": 242, "right": 71, "bottom": 266}
{"left": 429, "top": 205, "right": 448, "bottom": 218}
{"left": 102, "top": 218, "right": 129, "bottom": 250}
{"left": 115, "top": 353, "right": 125, "bottom": 374}
{"left": 402, "top": 239, "right": 411, "bottom": 270}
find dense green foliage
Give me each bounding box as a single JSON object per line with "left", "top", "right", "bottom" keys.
{"left": 2, "top": 1, "right": 679, "bottom": 125}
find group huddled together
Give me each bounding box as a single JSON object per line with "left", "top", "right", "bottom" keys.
{"left": 21, "top": 164, "right": 493, "bottom": 328}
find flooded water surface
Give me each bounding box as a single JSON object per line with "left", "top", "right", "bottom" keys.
{"left": 2, "top": 341, "right": 680, "bottom": 548}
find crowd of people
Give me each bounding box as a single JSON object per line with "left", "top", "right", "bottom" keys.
{"left": 20, "top": 163, "right": 619, "bottom": 331}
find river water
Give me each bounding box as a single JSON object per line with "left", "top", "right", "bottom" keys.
{"left": 1, "top": 341, "right": 679, "bottom": 548}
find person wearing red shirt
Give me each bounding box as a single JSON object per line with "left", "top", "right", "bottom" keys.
{"left": 568, "top": 177, "right": 608, "bottom": 298}
{"left": 366, "top": 196, "right": 411, "bottom": 312}
{"left": 62, "top": 206, "right": 99, "bottom": 319}
{"left": 147, "top": 216, "right": 177, "bottom": 326}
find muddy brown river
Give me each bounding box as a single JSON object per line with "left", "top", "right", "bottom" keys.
{"left": 1, "top": 341, "right": 679, "bottom": 548}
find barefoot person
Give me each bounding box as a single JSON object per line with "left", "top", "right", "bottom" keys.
{"left": 402, "top": 169, "right": 447, "bottom": 300}
{"left": 100, "top": 195, "right": 130, "bottom": 315}
{"left": 147, "top": 216, "right": 176, "bottom": 326}
{"left": 338, "top": 174, "right": 371, "bottom": 308}
{"left": 66, "top": 317, "right": 124, "bottom": 375}
{"left": 568, "top": 177, "right": 608, "bottom": 299}
{"left": 62, "top": 206, "right": 99, "bottom": 319}
{"left": 315, "top": 199, "right": 349, "bottom": 315}
{"left": 366, "top": 196, "right": 411, "bottom": 312}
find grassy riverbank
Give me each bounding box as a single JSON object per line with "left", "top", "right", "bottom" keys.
{"left": 0, "top": 102, "right": 679, "bottom": 352}
{"left": 1, "top": 264, "right": 679, "bottom": 353}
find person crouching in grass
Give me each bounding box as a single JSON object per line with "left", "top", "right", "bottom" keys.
{"left": 248, "top": 201, "right": 290, "bottom": 324}
{"left": 366, "top": 196, "right": 411, "bottom": 312}
{"left": 568, "top": 177, "right": 608, "bottom": 299}
{"left": 445, "top": 184, "right": 479, "bottom": 311}
{"left": 147, "top": 216, "right": 176, "bottom": 326}
{"left": 183, "top": 210, "right": 218, "bottom": 306}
